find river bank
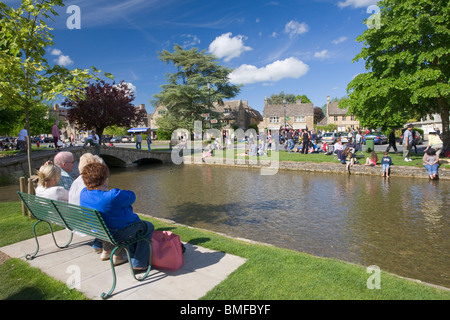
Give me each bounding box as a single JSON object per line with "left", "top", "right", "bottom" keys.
{"left": 184, "top": 156, "right": 450, "bottom": 180}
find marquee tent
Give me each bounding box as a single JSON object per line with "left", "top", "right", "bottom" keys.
{"left": 127, "top": 127, "right": 150, "bottom": 133}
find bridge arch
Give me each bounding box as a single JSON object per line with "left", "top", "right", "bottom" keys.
{"left": 96, "top": 146, "right": 172, "bottom": 167}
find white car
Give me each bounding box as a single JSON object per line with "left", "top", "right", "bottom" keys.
{"left": 321, "top": 132, "right": 340, "bottom": 144}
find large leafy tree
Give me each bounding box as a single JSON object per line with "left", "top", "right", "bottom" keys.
{"left": 267, "top": 91, "right": 312, "bottom": 105}
{"left": 64, "top": 80, "right": 147, "bottom": 138}
{"left": 0, "top": 0, "right": 111, "bottom": 175}
{"left": 341, "top": 0, "right": 449, "bottom": 145}
{"left": 152, "top": 44, "right": 241, "bottom": 133}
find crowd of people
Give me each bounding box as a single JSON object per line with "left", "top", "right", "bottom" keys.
{"left": 200, "top": 126, "right": 445, "bottom": 180}
{"left": 33, "top": 151, "right": 154, "bottom": 272}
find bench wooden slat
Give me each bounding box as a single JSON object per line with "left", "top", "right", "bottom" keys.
{"left": 52, "top": 201, "right": 115, "bottom": 245}
{"left": 17, "top": 192, "right": 68, "bottom": 228}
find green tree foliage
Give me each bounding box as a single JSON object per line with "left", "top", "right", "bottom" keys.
{"left": 0, "top": 0, "right": 112, "bottom": 175}
{"left": 0, "top": 103, "right": 56, "bottom": 136}
{"left": 152, "top": 44, "right": 241, "bottom": 133}
{"left": 342, "top": 0, "right": 449, "bottom": 143}
{"left": 267, "top": 91, "right": 312, "bottom": 105}
{"left": 64, "top": 81, "right": 146, "bottom": 139}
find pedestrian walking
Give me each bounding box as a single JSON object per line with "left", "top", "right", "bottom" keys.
{"left": 385, "top": 128, "right": 398, "bottom": 153}
{"left": 135, "top": 133, "right": 142, "bottom": 149}
{"left": 146, "top": 130, "right": 152, "bottom": 150}
{"left": 52, "top": 120, "right": 61, "bottom": 150}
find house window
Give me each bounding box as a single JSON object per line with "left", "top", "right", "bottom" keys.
{"left": 342, "top": 116, "right": 346, "bottom": 121}
{"left": 270, "top": 117, "right": 280, "bottom": 123}
{"left": 224, "top": 108, "right": 231, "bottom": 114}
{"left": 351, "top": 115, "right": 355, "bottom": 121}
{"left": 158, "top": 110, "right": 166, "bottom": 115}
{"left": 334, "top": 116, "right": 338, "bottom": 121}
{"left": 294, "top": 116, "right": 305, "bottom": 122}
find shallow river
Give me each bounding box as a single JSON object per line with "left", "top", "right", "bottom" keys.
{"left": 1, "top": 163, "right": 449, "bottom": 288}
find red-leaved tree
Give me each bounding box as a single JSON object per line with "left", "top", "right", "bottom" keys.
{"left": 64, "top": 80, "right": 147, "bottom": 138}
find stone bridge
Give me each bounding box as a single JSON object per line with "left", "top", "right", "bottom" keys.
{"left": 0, "top": 146, "right": 173, "bottom": 181}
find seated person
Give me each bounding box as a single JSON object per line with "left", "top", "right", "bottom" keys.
{"left": 322, "top": 142, "right": 329, "bottom": 153}
{"left": 346, "top": 138, "right": 358, "bottom": 151}
{"left": 202, "top": 144, "right": 213, "bottom": 158}
{"left": 365, "top": 151, "right": 378, "bottom": 166}
{"left": 423, "top": 148, "right": 439, "bottom": 180}
{"left": 344, "top": 148, "right": 355, "bottom": 170}
{"left": 334, "top": 138, "right": 344, "bottom": 153}
{"left": 35, "top": 162, "right": 69, "bottom": 202}
{"left": 80, "top": 163, "right": 154, "bottom": 271}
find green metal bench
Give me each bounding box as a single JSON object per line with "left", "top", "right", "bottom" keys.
{"left": 17, "top": 191, "right": 152, "bottom": 299}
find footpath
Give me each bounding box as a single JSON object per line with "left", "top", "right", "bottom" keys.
{"left": 0, "top": 229, "right": 247, "bottom": 300}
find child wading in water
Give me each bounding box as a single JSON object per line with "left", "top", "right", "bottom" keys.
{"left": 381, "top": 151, "right": 393, "bottom": 178}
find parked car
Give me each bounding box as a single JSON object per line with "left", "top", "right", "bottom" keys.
{"left": 321, "top": 132, "right": 340, "bottom": 144}
{"left": 362, "top": 132, "right": 388, "bottom": 145}
{"left": 101, "top": 135, "right": 112, "bottom": 143}
{"left": 339, "top": 132, "right": 349, "bottom": 143}
{"left": 121, "top": 135, "right": 134, "bottom": 143}
{"left": 110, "top": 136, "right": 123, "bottom": 143}
{"left": 43, "top": 136, "right": 53, "bottom": 143}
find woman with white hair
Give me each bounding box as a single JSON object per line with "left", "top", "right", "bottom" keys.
{"left": 69, "top": 153, "right": 107, "bottom": 254}
{"left": 69, "top": 153, "right": 104, "bottom": 205}
{"left": 35, "top": 162, "right": 69, "bottom": 202}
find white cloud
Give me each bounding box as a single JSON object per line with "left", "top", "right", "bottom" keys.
{"left": 337, "top": 0, "right": 379, "bottom": 8}
{"left": 332, "top": 36, "right": 348, "bottom": 45}
{"left": 55, "top": 55, "right": 74, "bottom": 66}
{"left": 229, "top": 57, "right": 309, "bottom": 84}
{"left": 114, "top": 82, "right": 136, "bottom": 97}
{"left": 284, "top": 20, "right": 309, "bottom": 38}
{"left": 50, "top": 49, "right": 62, "bottom": 56}
{"left": 208, "top": 33, "right": 252, "bottom": 62}
{"left": 50, "top": 48, "right": 73, "bottom": 66}
{"left": 314, "top": 50, "right": 329, "bottom": 59}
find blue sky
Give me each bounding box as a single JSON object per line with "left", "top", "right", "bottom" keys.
{"left": 9, "top": 0, "right": 380, "bottom": 114}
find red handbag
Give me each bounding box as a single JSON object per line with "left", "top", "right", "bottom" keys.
{"left": 151, "top": 231, "right": 184, "bottom": 271}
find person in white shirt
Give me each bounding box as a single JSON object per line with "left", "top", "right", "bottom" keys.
{"left": 35, "top": 162, "right": 68, "bottom": 202}
{"left": 69, "top": 153, "right": 104, "bottom": 205}
{"left": 83, "top": 130, "right": 100, "bottom": 154}
{"left": 17, "top": 128, "right": 28, "bottom": 156}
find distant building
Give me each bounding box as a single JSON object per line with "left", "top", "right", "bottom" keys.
{"left": 212, "top": 99, "right": 262, "bottom": 135}
{"left": 261, "top": 97, "right": 314, "bottom": 132}
{"left": 149, "top": 100, "right": 262, "bottom": 139}
{"left": 324, "top": 96, "right": 360, "bottom": 132}
{"left": 410, "top": 113, "right": 445, "bottom": 137}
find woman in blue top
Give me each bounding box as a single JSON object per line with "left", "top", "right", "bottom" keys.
{"left": 80, "top": 162, "right": 154, "bottom": 271}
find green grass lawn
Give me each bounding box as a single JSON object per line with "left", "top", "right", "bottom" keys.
{"left": 1, "top": 201, "right": 449, "bottom": 300}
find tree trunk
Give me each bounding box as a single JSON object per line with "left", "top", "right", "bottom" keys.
{"left": 25, "top": 104, "right": 32, "bottom": 178}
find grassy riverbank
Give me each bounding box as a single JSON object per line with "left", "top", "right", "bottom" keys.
{"left": 0, "top": 201, "right": 449, "bottom": 300}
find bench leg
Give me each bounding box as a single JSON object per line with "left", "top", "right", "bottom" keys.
{"left": 101, "top": 245, "right": 121, "bottom": 299}
{"left": 100, "top": 241, "right": 153, "bottom": 299}
{"left": 26, "top": 220, "right": 74, "bottom": 260}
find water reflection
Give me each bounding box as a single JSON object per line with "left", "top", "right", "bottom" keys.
{"left": 106, "top": 164, "right": 450, "bottom": 288}
{"left": 1, "top": 163, "right": 448, "bottom": 288}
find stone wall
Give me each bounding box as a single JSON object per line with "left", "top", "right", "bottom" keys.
{"left": 185, "top": 157, "right": 450, "bottom": 180}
